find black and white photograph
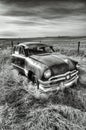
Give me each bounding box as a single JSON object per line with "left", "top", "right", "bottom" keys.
{"left": 0, "top": 0, "right": 86, "bottom": 130}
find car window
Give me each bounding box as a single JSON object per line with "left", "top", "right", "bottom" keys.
{"left": 44, "top": 47, "right": 53, "bottom": 53}
{"left": 19, "top": 46, "right": 25, "bottom": 56}
{"left": 14, "top": 46, "right": 19, "bottom": 54}
{"left": 26, "top": 46, "right": 54, "bottom": 56}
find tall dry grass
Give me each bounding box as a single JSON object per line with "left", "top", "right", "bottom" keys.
{"left": 0, "top": 47, "right": 86, "bottom": 130}
{"left": 0, "top": 48, "right": 24, "bottom": 105}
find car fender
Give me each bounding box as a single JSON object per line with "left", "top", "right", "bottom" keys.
{"left": 25, "top": 57, "right": 48, "bottom": 79}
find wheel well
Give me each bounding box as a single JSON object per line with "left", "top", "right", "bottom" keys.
{"left": 28, "top": 70, "right": 39, "bottom": 89}
{"left": 28, "top": 71, "right": 35, "bottom": 81}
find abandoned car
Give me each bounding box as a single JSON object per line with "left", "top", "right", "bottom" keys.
{"left": 12, "top": 42, "right": 79, "bottom": 92}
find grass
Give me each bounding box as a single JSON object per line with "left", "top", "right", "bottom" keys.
{"left": 1, "top": 91, "right": 86, "bottom": 130}
{"left": 0, "top": 39, "right": 86, "bottom": 130}
{"left": 0, "top": 37, "right": 86, "bottom": 56}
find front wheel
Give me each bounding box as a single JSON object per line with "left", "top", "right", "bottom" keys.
{"left": 33, "top": 76, "right": 39, "bottom": 89}
{"left": 27, "top": 71, "right": 39, "bottom": 89}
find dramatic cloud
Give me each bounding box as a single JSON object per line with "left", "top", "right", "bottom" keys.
{"left": 0, "top": 0, "right": 86, "bottom": 38}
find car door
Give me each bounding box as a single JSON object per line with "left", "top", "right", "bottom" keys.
{"left": 12, "top": 46, "right": 19, "bottom": 67}
{"left": 18, "top": 46, "right": 25, "bottom": 75}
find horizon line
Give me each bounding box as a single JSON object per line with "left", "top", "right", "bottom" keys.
{"left": 0, "top": 35, "right": 86, "bottom": 40}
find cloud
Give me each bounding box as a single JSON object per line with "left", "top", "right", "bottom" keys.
{"left": 0, "top": 0, "right": 86, "bottom": 37}
{"left": 0, "top": 0, "right": 85, "bottom": 23}
{"left": 0, "top": 31, "right": 18, "bottom": 37}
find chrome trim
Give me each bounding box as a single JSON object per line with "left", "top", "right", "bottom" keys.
{"left": 71, "top": 71, "right": 78, "bottom": 77}
{"left": 12, "top": 54, "right": 25, "bottom": 58}
{"left": 12, "top": 63, "right": 24, "bottom": 70}
{"left": 39, "top": 75, "right": 78, "bottom": 86}
{"left": 64, "top": 75, "right": 77, "bottom": 84}
{"left": 12, "top": 63, "right": 28, "bottom": 76}
{"left": 39, "top": 76, "right": 79, "bottom": 92}
{"left": 38, "top": 77, "right": 65, "bottom": 85}
{"left": 49, "top": 70, "right": 78, "bottom": 81}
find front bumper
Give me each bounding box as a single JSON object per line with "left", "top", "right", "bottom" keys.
{"left": 38, "top": 70, "right": 79, "bottom": 92}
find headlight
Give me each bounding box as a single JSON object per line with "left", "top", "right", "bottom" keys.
{"left": 76, "top": 63, "right": 80, "bottom": 69}
{"left": 44, "top": 69, "right": 51, "bottom": 78}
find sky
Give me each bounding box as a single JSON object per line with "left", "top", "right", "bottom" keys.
{"left": 0, "top": 0, "right": 86, "bottom": 38}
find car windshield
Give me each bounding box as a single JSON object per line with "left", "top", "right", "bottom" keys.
{"left": 25, "top": 45, "right": 55, "bottom": 56}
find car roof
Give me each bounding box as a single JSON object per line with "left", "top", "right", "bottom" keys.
{"left": 17, "top": 42, "right": 51, "bottom": 49}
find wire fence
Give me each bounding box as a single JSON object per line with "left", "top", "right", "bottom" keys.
{"left": 42, "top": 38, "right": 86, "bottom": 55}
{"left": 0, "top": 38, "right": 86, "bottom": 55}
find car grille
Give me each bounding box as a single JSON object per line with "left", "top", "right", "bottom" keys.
{"left": 49, "top": 70, "right": 78, "bottom": 85}
{"left": 51, "top": 64, "right": 69, "bottom": 75}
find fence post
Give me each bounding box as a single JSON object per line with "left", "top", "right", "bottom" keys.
{"left": 11, "top": 41, "right": 13, "bottom": 47}
{"left": 77, "top": 41, "right": 80, "bottom": 54}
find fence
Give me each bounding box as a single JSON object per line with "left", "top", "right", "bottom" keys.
{"left": 0, "top": 38, "right": 86, "bottom": 55}
{"left": 42, "top": 38, "right": 86, "bottom": 55}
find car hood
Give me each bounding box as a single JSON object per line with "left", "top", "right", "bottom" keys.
{"left": 30, "top": 53, "right": 75, "bottom": 75}
{"left": 31, "top": 53, "right": 66, "bottom": 66}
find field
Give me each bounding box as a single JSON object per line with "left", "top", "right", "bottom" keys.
{"left": 0, "top": 37, "right": 86, "bottom": 130}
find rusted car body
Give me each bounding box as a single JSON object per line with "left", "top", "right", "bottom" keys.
{"left": 12, "top": 42, "right": 79, "bottom": 92}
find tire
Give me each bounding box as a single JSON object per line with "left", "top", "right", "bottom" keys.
{"left": 28, "top": 71, "right": 39, "bottom": 89}
{"left": 33, "top": 75, "right": 39, "bottom": 89}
